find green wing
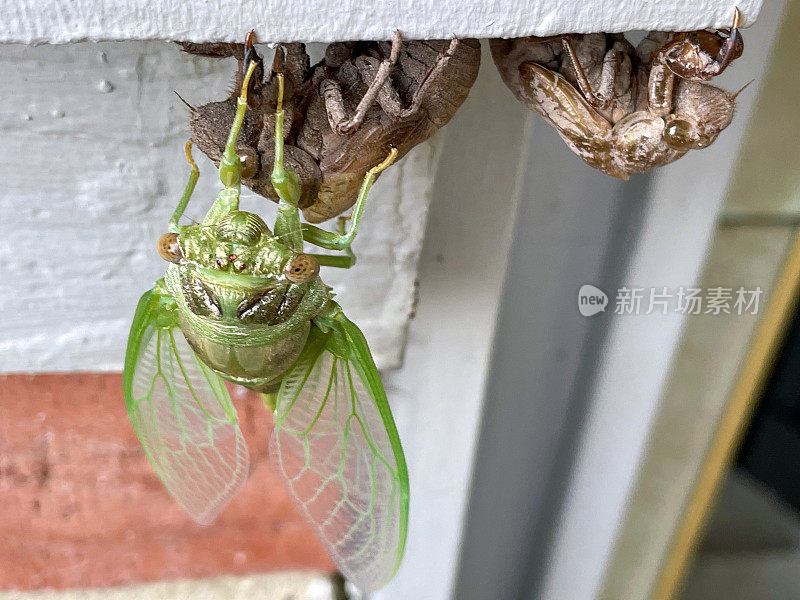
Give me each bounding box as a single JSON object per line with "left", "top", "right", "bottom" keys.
{"left": 123, "top": 285, "right": 250, "bottom": 525}
{"left": 270, "top": 309, "right": 409, "bottom": 591}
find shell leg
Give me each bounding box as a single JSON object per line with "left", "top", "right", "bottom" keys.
{"left": 398, "top": 38, "right": 460, "bottom": 119}
{"left": 178, "top": 41, "right": 244, "bottom": 59}
{"left": 322, "top": 30, "right": 403, "bottom": 135}
{"left": 560, "top": 36, "right": 618, "bottom": 110}
{"left": 351, "top": 55, "right": 405, "bottom": 118}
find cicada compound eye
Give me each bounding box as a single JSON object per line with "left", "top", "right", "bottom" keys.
{"left": 663, "top": 118, "right": 698, "bottom": 151}
{"left": 284, "top": 253, "right": 320, "bottom": 283}
{"left": 157, "top": 232, "right": 183, "bottom": 263}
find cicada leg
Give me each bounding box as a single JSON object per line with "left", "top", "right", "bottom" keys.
{"left": 561, "top": 36, "right": 621, "bottom": 110}
{"left": 301, "top": 148, "right": 397, "bottom": 252}
{"left": 219, "top": 59, "right": 257, "bottom": 190}
{"left": 168, "top": 141, "right": 200, "bottom": 233}
{"left": 306, "top": 218, "right": 357, "bottom": 269}
{"left": 271, "top": 67, "right": 304, "bottom": 253}
{"left": 201, "top": 59, "right": 259, "bottom": 226}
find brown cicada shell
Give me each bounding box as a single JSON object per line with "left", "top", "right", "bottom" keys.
{"left": 181, "top": 33, "right": 481, "bottom": 222}
{"left": 490, "top": 9, "right": 745, "bottom": 179}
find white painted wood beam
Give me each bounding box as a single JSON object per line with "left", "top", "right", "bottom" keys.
{"left": 3, "top": 0, "right": 762, "bottom": 44}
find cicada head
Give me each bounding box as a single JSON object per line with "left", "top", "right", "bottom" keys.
{"left": 662, "top": 9, "right": 743, "bottom": 81}
{"left": 158, "top": 210, "right": 320, "bottom": 284}
{"left": 211, "top": 210, "right": 272, "bottom": 272}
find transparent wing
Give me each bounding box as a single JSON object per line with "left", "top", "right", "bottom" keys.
{"left": 270, "top": 317, "right": 409, "bottom": 591}
{"left": 123, "top": 287, "right": 249, "bottom": 525}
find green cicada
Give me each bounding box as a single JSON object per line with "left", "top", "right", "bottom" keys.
{"left": 123, "top": 51, "right": 409, "bottom": 591}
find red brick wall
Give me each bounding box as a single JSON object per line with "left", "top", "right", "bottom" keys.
{"left": 0, "top": 374, "right": 333, "bottom": 590}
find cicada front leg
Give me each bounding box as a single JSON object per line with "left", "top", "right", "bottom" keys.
{"left": 270, "top": 60, "right": 398, "bottom": 266}
{"left": 271, "top": 68, "right": 304, "bottom": 253}
{"left": 167, "top": 141, "right": 200, "bottom": 233}
{"left": 299, "top": 146, "right": 398, "bottom": 256}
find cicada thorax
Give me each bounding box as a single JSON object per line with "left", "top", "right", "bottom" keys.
{"left": 161, "top": 210, "right": 331, "bottom": 392}
{"left": 164, "top": 264, "right": 330, "bottom": 391}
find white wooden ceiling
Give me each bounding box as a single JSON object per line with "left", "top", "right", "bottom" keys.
{"left": 2, "top": 0, "right": 762, "bottom": 44}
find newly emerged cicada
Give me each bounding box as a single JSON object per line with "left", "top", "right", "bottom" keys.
{"left": 123, "top": 50, "right": 408, "bottom": 592}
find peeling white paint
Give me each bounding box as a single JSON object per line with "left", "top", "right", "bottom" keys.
{"left": 1, "top": 0, "right": 763, "bottom": 44}
{"left": 0, "top": 41, "right": 439, "bottom": 372}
